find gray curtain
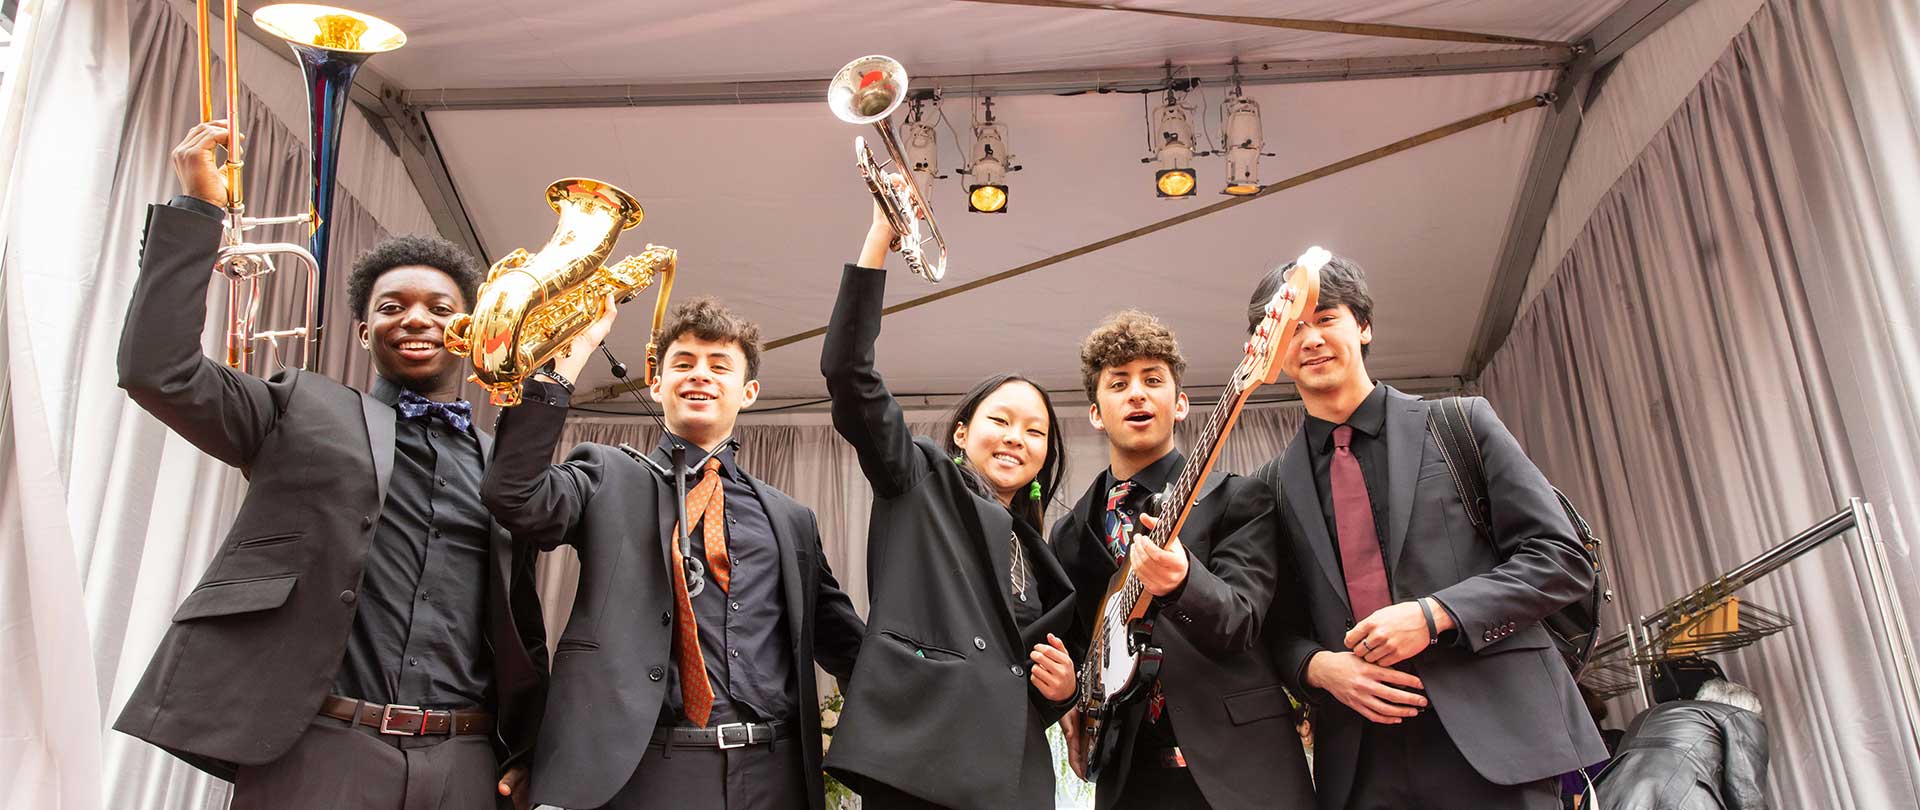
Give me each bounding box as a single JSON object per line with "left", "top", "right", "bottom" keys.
{"left": 536, "top": 403, "right": 1305, "bottom": 640}
{"left": 1480, "top": 0, "right": 1920, "bottom": 806}
{"left": 0, "top": 0, "right": 435, "bottom": 807}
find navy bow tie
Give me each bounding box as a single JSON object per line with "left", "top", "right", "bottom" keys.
{"left": 396, "top": 389, "right": 473, "bottom": 433}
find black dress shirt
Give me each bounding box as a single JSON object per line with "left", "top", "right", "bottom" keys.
{"left": 1304, "top": 383, "right": 1392, "bottom": 583}
{"left": 334, "top": 377, "right": 493, "bottom": 709}
{"left": 656, "top": 432, "right": 795, "bottom": 726}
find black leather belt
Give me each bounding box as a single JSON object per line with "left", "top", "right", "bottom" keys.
{"left": 651, "top": 721, "right": 788, "bottom": 749}
{"left": 318, "top": 694, "right": 493, "bottom": 737}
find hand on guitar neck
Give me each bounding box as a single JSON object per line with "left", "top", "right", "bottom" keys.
{"left": 1127, "top": 512, "right": 1190, "bottom": 597}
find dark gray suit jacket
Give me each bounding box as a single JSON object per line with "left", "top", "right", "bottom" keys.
{"left": 112, "top": 203, "right": 549, "bottom": 779}
{"left": 481, "top": 383, "right": 865, "bottom": 810}
{"left": 1253, "top": 387, "right": 1606, "bottom": 810}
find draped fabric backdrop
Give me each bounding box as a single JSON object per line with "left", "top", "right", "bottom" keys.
{"left": 536, "top": 405, "right": 1308, "bottom": 654}
{"left": 1, "top": 0, "right": 440, "bottom": 806}
{"left": 1480, "top": 0, "right": 1920, "bottom": 806}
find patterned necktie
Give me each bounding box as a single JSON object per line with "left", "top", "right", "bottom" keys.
{"left": 669, "top": 457, "right": 728, "bottom": 726}
{"left": 1332, "top": 425, "right": 1391, "bottom": 619}
{"left": 395, "top": 389, "right": 473, "bottom": 433}
{"left": 1102, "top": 479, "right": 1136, "bottom": 563}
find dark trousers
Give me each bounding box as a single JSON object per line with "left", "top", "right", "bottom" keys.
{"left": 858, "top": 781, "right": 951, "bottom": 809}
{"left": 1344, "top": 710, "right": 1557, "bottom": 810}
{"left": 599, "top": 736, "right": 809, "bottom": 810}
{"left": 230, "top": 716, "right": 499, "bottom": 810}
{"left": 1111, "top": 764, "right": 1209, "bottom": 809}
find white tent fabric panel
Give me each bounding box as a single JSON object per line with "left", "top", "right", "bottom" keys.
{"left": 354, "top": 0, "right": 1624, "bottom": 90}
{"left": 430, "top": 67, "right": 1553, "bottom": 402}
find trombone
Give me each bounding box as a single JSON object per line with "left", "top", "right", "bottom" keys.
{"left": 827, "top": 55, "right": 948, "bottom": 283}
{"left": 196, "top": 1, "right": 404, "bottom": 374}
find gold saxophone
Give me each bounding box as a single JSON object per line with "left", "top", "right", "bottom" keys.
{"left": 445, "top": 178, "right": 677, "bottom": 406}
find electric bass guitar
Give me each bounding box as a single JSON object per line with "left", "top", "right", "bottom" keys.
{"left": 1072, "top": 246, "right": 1326, "bottom": 781}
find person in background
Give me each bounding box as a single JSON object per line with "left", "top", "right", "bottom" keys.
{"left": 1596, "top": 679, "right": 1770, "bottom": 810}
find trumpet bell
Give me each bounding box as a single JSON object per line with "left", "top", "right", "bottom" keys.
{"left": 252, "top": 4, "right": 407, "bottom": 54}
{"left": 829, "top": 55, "right": 908, "bottom": 125}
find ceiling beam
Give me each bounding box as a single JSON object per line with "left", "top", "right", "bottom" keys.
{"left": 376, "top": 92, "right": 489, "bottom": 262}
{"left": 1462, "top": 65, "right": 1591, "bottom": 379}
{"left": 1587, "top": 0, "right": 1712, "bottom": 66}
{"left": 401, "top": 49, "right": 1570, "bottom": 112}
{"left": 952, "top": 0, "right": 1572, "bottom": 49}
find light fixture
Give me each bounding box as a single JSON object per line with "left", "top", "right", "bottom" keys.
{"left": 1220, "top": 62, "right": 1267, "bottom": 196}
{"left": 902, "top": 96, "right": 944, "bottom": 187}
{"left": 959, "top": 96, "right": 1019, "bottom": 213}
{"left": 1145, "top": 86, "right": 1197, "bottom": 199}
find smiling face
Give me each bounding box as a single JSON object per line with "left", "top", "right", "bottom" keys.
{"left": 649, "top": 335, "right": 760, "bottom": 449}
{"left": 1280, "top": 303, "right": 1373, "bottom": 396}
{"left": 952, "top": 379, "right": 1052, "bottom": 504}
{"left": 356, "top": 265, "right": 469, "bottom": 397}
{"left": 1090, "top": 357, "right": 1188, "bottom": 466}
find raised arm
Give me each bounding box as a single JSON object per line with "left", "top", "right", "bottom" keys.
{"left": 480, "top": 307, "right": 620, "bottom": 550}
{"left": 118, "top": 123, "right": 292, "bottom": 468}
{"left": 819, "top": 195, "right": 929, "bottom": 497}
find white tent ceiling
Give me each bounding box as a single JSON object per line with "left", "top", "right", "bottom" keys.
{"left": 316, "top": 1, "right": 1637, "bottom": 407}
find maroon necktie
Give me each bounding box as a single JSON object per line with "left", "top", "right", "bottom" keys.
{"left": 1332, "top": 425, "right": 1391, "bottom": 618}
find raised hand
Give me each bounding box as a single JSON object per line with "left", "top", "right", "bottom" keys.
{"left": 170, "top": 120, "right": 240, "bottom": 207}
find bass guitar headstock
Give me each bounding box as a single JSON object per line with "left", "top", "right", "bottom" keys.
{"left": 1234, "top": 246, "right": 1327, "bottom": 391}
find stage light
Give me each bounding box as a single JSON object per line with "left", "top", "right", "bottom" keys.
{"left": 1156, "top": 168, "right": 1196, "bottom": 197}
{"left": 1145, "top": 90, "right": 1197, "bottom": 199}
{"left": 902, "top": 96, "right": 943, "bottom": 187}
{"left": 1219, "top": 65, "right": 1267, "bottom": 196}
{"left": 969, "top": 184, "right": 1008, "bottom": 213}
{"left": 959, "top": 96, "right": 1019, "bottom": 214}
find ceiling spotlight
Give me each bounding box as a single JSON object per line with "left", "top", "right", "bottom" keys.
{"left": 1220, "top": 63, "right": 1268, "bottom": 196}
{"left": 959, "top": 96, "right": 1019, "bottom": 213}
{"left": 903, "top": 96, "right": 944, "bottom": 187}
{"left": 1145, "top": 87, "right": 1197, "bottom": 199}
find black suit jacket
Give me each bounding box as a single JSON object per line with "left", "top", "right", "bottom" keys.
{"left": 1051, "top": 464, "right": 1316, "bottom": 810}
{"left": 1252, "top": 387, "right": 1606, "bottom": 810}
{"left": 820, "top": 264, "right": 1076, "bottom": 810}
{"left": 481, "top": 382, "right": 865, "bottom": 810}
{"left": 111, "top": 203, "right": 548, "bottom": 779}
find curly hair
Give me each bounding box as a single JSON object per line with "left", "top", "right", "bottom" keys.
{"left": 1079, "top": 310, "right": 1188, "bottom": 401}
{"left": 653, "top": 297, "right": 763, "bottom": 381}
{"left": 346, "top": 234, "right": 483, "bottom": 320}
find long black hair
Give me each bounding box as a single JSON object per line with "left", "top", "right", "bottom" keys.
{"left": 939, "top": 373, "right": 1067, "bottom": 531}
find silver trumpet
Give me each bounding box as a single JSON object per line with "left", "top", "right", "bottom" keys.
{"left": 827, "top": 55, "right": 948, "bottom": 283}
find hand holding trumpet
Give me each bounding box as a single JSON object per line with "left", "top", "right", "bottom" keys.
{"left": 858, "top": 171, "right": 927, "bottom": 270}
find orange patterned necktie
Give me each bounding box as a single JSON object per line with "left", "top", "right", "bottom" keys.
{"left": 669, "top": 457, "right": 729, "bottom": 726}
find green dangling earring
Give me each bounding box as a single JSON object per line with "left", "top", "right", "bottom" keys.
{"left": 1029, "top": 481, "right": 1043, "bottom": 501}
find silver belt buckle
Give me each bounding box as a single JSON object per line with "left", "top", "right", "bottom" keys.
{"left": 715, "top": 721, "right": 754, "bottom": 749}
{"left": 379, "top": 703, "right": 424, "bottom": 736}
